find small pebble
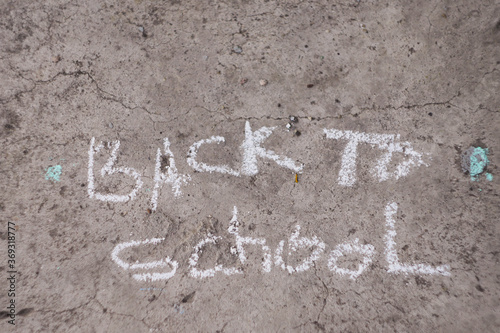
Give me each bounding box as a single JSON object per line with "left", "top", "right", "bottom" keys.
{"left": 294, "top": 130, "right": 301, "bottom": 136}
{"left": 138, "top": 26, "right": 147, "bottom": 37}
{"left": 233, "top": 45, "right": 243, "bottom": 54}
{"left": 307, "top": 84, "right": 314, "bottom": 88}
{"left": 286, "top": 123, "right": 293, "bottom": 130}
{"left": 202, "top": 55, "right": 208, "bottom": 61}
{"left": 108, "top": 123, "right": 114, "bottom": 129}
{"left": 289, "top": 116, "right": 298, "bottom": 123}
{"left": 259, "top": 79, "right": 268, "bottom": 86}
{"left": 240, "top": 78, "right": 248, "bottom": 85}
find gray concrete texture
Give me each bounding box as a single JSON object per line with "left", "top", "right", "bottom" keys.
{"left": 1, "top": 0, "right": 499, "bottom": 331}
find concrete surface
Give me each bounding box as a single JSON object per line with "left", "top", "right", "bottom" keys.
{"left": 1, "top": 0, "right": 499, "bottom": 332}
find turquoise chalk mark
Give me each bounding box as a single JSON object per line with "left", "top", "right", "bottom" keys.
{"left": 45, "top": 165, "right": 62, "bottom": 182}
{"left": 486, "top": 173, "right": 493, "bottom": 181}
{"left": 470, "top": 147, "right": 489, "bottom": 181}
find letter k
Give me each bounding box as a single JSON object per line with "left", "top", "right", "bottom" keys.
{"left": 240, "top": 121, "right": 303, "bottom": 176}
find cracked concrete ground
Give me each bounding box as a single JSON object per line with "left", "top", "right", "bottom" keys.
{"left": 1, "top": 0, "right": 499, "bottom": 332}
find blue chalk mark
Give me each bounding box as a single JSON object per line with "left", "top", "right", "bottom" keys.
{"left": 486, "top": 173, "right": 493, "bottom": 181}
{"left": 470, "top": 147, "right": 489, "bottom": 181}
{"left": 45, "top": 165, "right": 62, "bottom": 182}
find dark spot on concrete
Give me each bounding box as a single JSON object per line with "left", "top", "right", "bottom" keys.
{"left": 402, "top": 244, "right": 409, "bottom": 251}
{"left": 313, "top": 321, "right": 325, "bottom": 331}
{"left": 0, "top": 311, "right": 9, "bottom": 319}
{"left": 59, "top": 186, "right": 67, "bottom": 196}
{"left": 0, "top": 232, "right": 6, "bottom": 240}
{"left": 181, "top": 291, "right": 196, "bottom": 303}
{"left": 307, "top": 84, "right": 314, "bottom": 88}
{"left": 415, "top": 276, "right": 431, "bottom": 287}
{"left": 347, "top": 228, "right": 356, "bottom": 236}
{"left": 428, "top": 112, "right": 433, "bottom": 116}
{"left": 16, "top": 33, "right": 28, "bottom": 42}
{"left": 18, "top": 308, "right": 34, "bottom": 316}
{"left": 335, "top": 99, "right": 340, "bottom": 103}
{"left": 160, "top": 155, "right": 170, "bottom": 170}
{"left": 476, "top": 285, "right": 485, "bottom": 292}
{"left": 49, "top": 229, "right": 58, "bottom": 238}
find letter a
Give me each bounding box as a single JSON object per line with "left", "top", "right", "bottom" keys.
{"left": 151, "top": 138, "right": 190, "bottom": 211}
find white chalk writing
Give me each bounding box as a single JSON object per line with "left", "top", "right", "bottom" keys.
{"left": 111, "top": 238, "right": 178, "bottom": 281}
{"left": 88, "top": 125, "right": 429, "bottom": 207}
{"left": 187, "top": 136, "right": 240, "bottom": 176}
{"left": 241, "top": 121, "right": 303, "bottom": 176}
{"left": 384, "top": 202, "right": 450, "bottom": 276}
{"left": 88, "top": 138, "right": 143, "bottom": 202}
{"left": 111, "top": 202, "right": 450, "bottom": 282}
{"left": 328, "top": 238, "right": 375, "bottom": 280}
{"left": 151, "top": 138, "right": 191, "bottom": 211}
{"left": 323, "top": 129, "right": 428, "bottom": 186}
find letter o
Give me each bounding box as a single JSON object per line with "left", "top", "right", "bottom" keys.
{"left": 328, "top": 238, "right": 375, "bottom": 280}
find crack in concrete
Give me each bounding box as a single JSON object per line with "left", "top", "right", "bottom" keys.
{"left": 313, "top": 262, "right": 329, "bottom": 323}
{"left": 2, "top": 68, "right": 162, "bottom": 127}
{"left": 94, "top": 294, "right": 152, "bottom": 330}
